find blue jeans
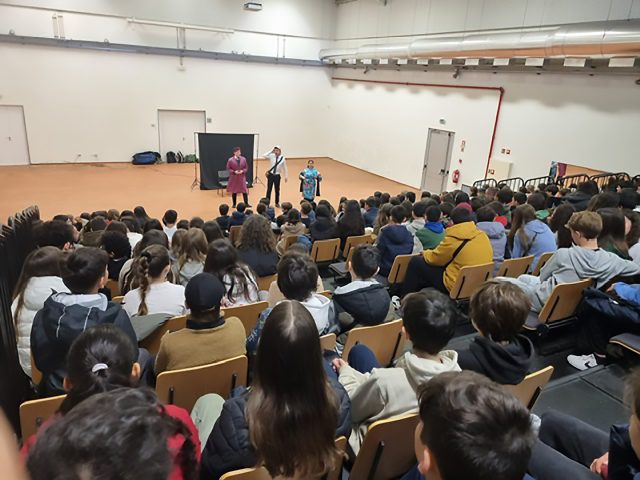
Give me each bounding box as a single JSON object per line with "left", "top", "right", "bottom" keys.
{"left": 348, "top": 344, "right": 380, "bottom": 373}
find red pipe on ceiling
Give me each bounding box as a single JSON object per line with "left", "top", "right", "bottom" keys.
{"left": 331, "top": 76, "right": 504, "bottom": 179}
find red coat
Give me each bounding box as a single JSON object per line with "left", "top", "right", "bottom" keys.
{"left": 226, "top": 156, "right": 248, "bottom": 194}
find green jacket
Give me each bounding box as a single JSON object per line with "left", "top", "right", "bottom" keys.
{"left": 415, "top": 227, "right": 445, "bottom": 250}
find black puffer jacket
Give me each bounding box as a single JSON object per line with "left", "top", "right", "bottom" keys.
{"left": 200, "top": 376, "right": 352, "bottom": 480}
{"left": 310, "top": 217, "right": 339, "bottom": 242}
{"left": 31, "top": 292, "right": 138, "bottom": 396}
{"left": 333, "top": 283, "right": 391, "bottom": 326}
{"left": 563, "top": 191, "right": 592, "bottom": 211}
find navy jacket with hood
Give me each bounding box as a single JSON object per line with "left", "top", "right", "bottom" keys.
{"left": 200, "top": 376, "right": 352, "bottom": 480}
{"left": 333, "top": 282, "right": 391, "bottom": 327}
{"left": 228, "top": 211, "right": 248, "bottom": 227}
{"left": 376, "top": 224, "right": 414, "bottom": 277}
{"left": 31, "top": 292, "right": 138, "bottom": 396}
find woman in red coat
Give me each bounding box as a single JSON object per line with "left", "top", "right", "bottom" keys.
{"left": 226, "top": 147, "right": 250, "bottom": 207}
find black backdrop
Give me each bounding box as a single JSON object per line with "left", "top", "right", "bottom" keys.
{"left": 198, "top": 133, "right": 255, "bottom": 190}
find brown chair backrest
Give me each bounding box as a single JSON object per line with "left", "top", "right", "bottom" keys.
{"left": 342, "top": 319, "right": 404, "bottom": 367}
{"left": 219, "top": 436, "right": 348, "bottom": 480}
{"left": 229, "top": 225, "right": 242, "bottom": 247}
{"left": 223, "top": 301, "right": 269, "bottom": 336}
{"left": 320, "top": 333, "right": 337, "bottom": 352}
{"left": 31, "top": 353, "right": 42, "bottom": 386}
{"left": 257, "top": 274, "right": 277, "bottom": 292}
{"left": 538, "top": 279, "right": 592, "bottom": 325}
{"left": 156, "top": 355, "right": 248, "bottom": 412}
{"left": 449, "top": 262, "right": 494, "bottom": 301}
{"left": 310, "top": 238, "right": 341, "bottom": 263}
{"left": 504, "top": 366, "right": 554, "bottom": 410}
{"left": 343, "top": 234, "right": 374, "bottom": 259}
{"left": 350, "top": 413, "right": 419, "bottom": 480}
{"left": 387, "top": 254, "right": 417, "bottom": 285}
{"left": 532, "top": 252, "right": 555, "bottom": 276}
{"left": 105, "top": 279, "right": 121, "bottom": 297}
{"left": 495, "top": 256, "right": 534, "bottom": 278}
{"left": 112, "top": 295, "right": 124, "bottom": 304}
{"left": 140, "top": 315, "right": 187, "bottom": 356}
{"left": 20, "top": 394, "right": 66, "bottom": 439}
{"left": 318, "top": 290, "right": 333, "bottom": 299}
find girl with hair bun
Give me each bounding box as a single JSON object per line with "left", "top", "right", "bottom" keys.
{"left": 122, "top": 245, "right": 186, "bottom": 317}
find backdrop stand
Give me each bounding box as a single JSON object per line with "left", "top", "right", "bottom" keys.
{"left": 252, "top": 133, "right": 263, "bottom": 186}
{"left": 191, "top": 132, "right": 200, "bottom": 190}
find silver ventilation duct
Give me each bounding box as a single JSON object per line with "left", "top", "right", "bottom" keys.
{"left": 319, "top": 20, "right": 640, "bottom": 62}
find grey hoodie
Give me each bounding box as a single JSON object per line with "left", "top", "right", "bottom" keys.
{"left": 527, "top": 246, "right": 640, "bottom": 312}
{"left": 338, "top": 350, "right": 460, "bottom": 453}
{"left": 476, "top": 221, "right": 507, "bottom": 271}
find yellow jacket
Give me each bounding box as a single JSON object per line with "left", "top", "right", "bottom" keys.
{"left": 423, "top": 221, "right": 493, "bottom": 291}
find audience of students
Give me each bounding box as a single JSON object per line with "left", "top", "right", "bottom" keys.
{"left": 338, "top": 199, "right": 366, "bottom": 250}
{"left": 236, "top": 215, "right": 278, "bottom": 277}
{"left": 204, "top": 239, "right": 259, "bottom": 307}
{"left": 375, "top": 205, "right": 415, "bottom": 277}
{"left": 228, "top": 202, "right": 248, "bottom": 227}
{"left": 155, "top": 273, "right": 245, "bottom": 374}
{"left": 276, "top": 208, "right": 306, "bottom": 255}
{"left": 122, "top": 245, "right": 186, "bottom": 318}
{"left": 100, "top": 230, "right": 132, "bottom": 280}
{"left": 415, "top": 205, "right": 445, "bottom": 250}
{"left": 120, "top": 229, "right": 170, "bottom": 293}
{"left": 332, "top": 289, "right": 460, "bottom": 453}
{"left": 475, "top": 205, "right": 507, "bottom": 272}
{"left": 215, "top": 204, "right": 230, "bottom": 233}
{"left": 265, "top": 245, "right": 325, "bottom": 307}
{"left": 199, "top": 300, "right": 350, "bottom": 480}
{"left": 363, "top": 196, "right": 379, "bottom": 228}
{"left": 310, "top": 204, "right": 339, "bottom": 241}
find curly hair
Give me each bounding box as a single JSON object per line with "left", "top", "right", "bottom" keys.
{"left": 238, "top": 215, "right": 276, "bottom": 253}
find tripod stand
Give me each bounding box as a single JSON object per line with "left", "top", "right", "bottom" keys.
{"left": 190, "top": 160, "right": 200, "bottom": 190}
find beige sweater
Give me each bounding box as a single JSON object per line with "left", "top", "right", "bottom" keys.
{"left": 155, "top": 316, "right": 246, "bottom": 374}
{"left": 338, "top": 350, "right": 460, "bottom": 454}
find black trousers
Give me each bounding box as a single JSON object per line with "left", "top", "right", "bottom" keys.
{"left": 528, "top": 411, "right": 608, "bottom": 480}
{"left": 402, "top": 256, "right": 447, "bottom": 296}
{"left": 575, "top": 303, "right": 640, "bottom": 356}
{"left": 266, "top": 174, "right": 281, "bottom": 204}
{"left": 231, "top": 192, "right": 248, "bottom": 207}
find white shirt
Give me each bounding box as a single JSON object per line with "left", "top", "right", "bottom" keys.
{"left": 263, "top": 150, "right": 288, "bottom": 178}
{"left": 163, "top": 225, "right": 177, "bottom": 242}
{"left": 123, "top": 281, "right": 187, "bottom": 317}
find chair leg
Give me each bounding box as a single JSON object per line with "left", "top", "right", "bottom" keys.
{"left": 168, "top": 387, "right": 175, "bottom": 405}
{"left": 367, "top": 441, "right": 385, "bottom": 480}
{"left": 229, "top": 373, "right": 238, "bottom": 397}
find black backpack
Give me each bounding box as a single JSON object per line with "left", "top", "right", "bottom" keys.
{"left": 166, "top": 151, "right": 177, "bottom": 164}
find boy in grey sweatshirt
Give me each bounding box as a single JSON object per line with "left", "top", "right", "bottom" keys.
{"left": 501, "top": 211, "right": 640, "bottom": 312}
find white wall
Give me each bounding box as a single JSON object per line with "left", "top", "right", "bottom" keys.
{"left": 326, "top": 68, "right": 640, "bottom": 189}
{"left": 0, "top": 43, "right": 332, "bottom": 164}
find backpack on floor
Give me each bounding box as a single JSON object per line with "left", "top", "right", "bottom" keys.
{"left": 176, "top": 151, "right": 185, "bottom": 163}
{"left": 132, "top": 151, "right": 161, "bottom": 165}
{"left": 166, "top": 151, "right": 177, "bottom": 164}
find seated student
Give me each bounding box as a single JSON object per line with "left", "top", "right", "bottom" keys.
{"left": 120, "top": 215, "right": 143, "bottom": 250}
{"left": 26, "top": 388, "right": 200, "bottom": 480}
{"left": 487, "top": 200, "right": 509, "bottom": 227}
{"left": 204, "top": 239, "right": 259, "bottom": 307}
{"left": 475, "top": 206, "right": 507, "bottom": 273}
{"left": 275, "top": 201, "right": 293, "bottom": 227}
{"left": 202, "top": 221, "right": 224, "bottom": 244}
{"left": 215, "top": 204, "right": 230, "bottom": 233}
{"left": 363, "top": 196, "right": 379, "bottom": 228}
{"left": 514, "top": 191, "right": 528, "bottom": 206}
{"left": 564, "top": 180, "right": 599, "bottom": 212}
{"left": 405, "top": 201, "right": 428, "bottom": 253}
{"left": 627, "top": 210, "right": 640, "bottom": 262}
{"left": 248, "top": 254, "right": 333, "bottom": 353}
{"left": 376, "top": 205, "right": 415, "bottom": 277}
{"left": 228, "top": 203, "right": 248, "bottom": 228}
{"left": 258, "top": 197, "right": 276, "bottom": 221}
{"left": 500, "top": 211, "right": 640, "bottom": 313}
{"left": 497, "top": 188, "right": 515, "bottom": 226}
{"left": 333, "top": 244, "right": 391, "bottom": 331}
{"left": 155, "top": 273, "right": 246, "bottom": 374}
{"left": 598, "top": 207, "right": 632, "bottom": 259}
{"left": 237, "top": 215, "right": 278, "bottom": 277}
{"left": 276, "top": 208, "right": 306, "bottom": 256}
{"left": 338, "top": 200, "right": 366, "bottom": 251}
{"left": 416, "top": 205, "right": 445, "bottom": 250}
{"left": 30, "top": 247, "right": 139, "bottom": 396}
{"left": 12, "top": 247, "right": 69, "bottom": 379}
{"left": 402, "top": 371, "right": 535, "bottom": 480}
{"left": 402, "top": 207, "right": 492, "bottom": 296}
{"left": 172, "top": 228, "right": 207, "bottom": 287}
{"left": 529, "top": 370, "right": 640, "bottom": 480}
{"left": 80, "top": 216, "right": 107, "bottom": 247}
{"left": 190, "top": 216, "right": 205, "bottom": 230}
{"left": 373, "top": 203, "right": 392, "bottom": 236}
{"left": 162, "top": 209, "right": 178, "bottom": 242}
{"left": 527, "top": 192, "right": 550, "bottom": 222}
{"left": 265, "top": 245, "right": 325, "bottom": 307}
{"left": 22, "top": 325, "right": 201, "bottom": 473}
{"left": 456, "top": 281, "right": 534, "bottom": 384}
{"left": 120, "top": 229, "right": 169, "bottom": 294}
{"left": 549, "top": 203, "right": 576, "bottom": 249}
{"left": 300, "top": 201, "right": 314, "bottom": 228}
{"left": 99, "top": 231, "right": 131, "bottom": 280}
{"left": 199, "top": 301, "right": 350, "bottom": 480}
{"left": 34, "top": 220, "right": 75, "bottom": 250}
{"left": 310, "top": 204, "right": 339, "bottom": 242}
{"left": 332, "top": 289, "right": 460, "bottom": 454}
{"left": 177, "top": 219, "right": 189, "bottom": 230}
{"left": 122, "top": 245, "right": 186, "bottom": 318}
{"left": 509, "top": 204, "right": 557, "bottom": 269}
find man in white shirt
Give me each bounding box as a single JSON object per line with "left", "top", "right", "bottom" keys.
{"left": 262, "top": 146, "right": 288, "bottom": 207}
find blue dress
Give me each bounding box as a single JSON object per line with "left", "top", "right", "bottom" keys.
{"left": 299, "top": 167, "right": 321, "bottom": 201}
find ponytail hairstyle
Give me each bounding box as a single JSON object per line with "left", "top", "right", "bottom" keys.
{"left": 133, "top": 245, "right": 171, "bottom": 316}
{"left": 508, "top": 204, "right": 537, "bottom": 251}
{"left": 59, "top": 324, "right": 138, "bottom": 415}
{"left": 13, "top": 247, "right": 64, "bottom": 324}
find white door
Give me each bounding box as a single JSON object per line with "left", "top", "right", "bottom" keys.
{"left": 421, "top": 129, "right": 454, "bottom": 193}
{"left": 158, "top": 110, "right": 206, "bottom": 160}
{"left": 0, "top": 106, "right": 30, "bottom": 165}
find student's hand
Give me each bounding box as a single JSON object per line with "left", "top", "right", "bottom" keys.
{"left": 589, "top": 452, "right": 608, "bottom": 475}
{"left": 607, "top": 283, "right": 617, "bottom": 293}
{"left": 331, "top": 358, "right": 347, "bottom": 373}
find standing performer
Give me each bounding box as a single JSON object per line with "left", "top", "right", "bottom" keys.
{"left": 226, "top": 147, "right": 250, "bottom": 208}
{"left": 299, "top": 159, "right": 322, "bottom": 203}
{"left": 262, "top": 146, "right": 288, "bottom": 207}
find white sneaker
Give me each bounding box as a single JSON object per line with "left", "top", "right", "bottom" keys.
{"left": 391, "top": 295, "right": 401, "bottom": 312}
{"left": 567, "top": 353, "right": 598, "bottom": 371}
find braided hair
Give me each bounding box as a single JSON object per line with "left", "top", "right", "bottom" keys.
{"left": 133, "top": 245, "right": 171, "bottom": 316}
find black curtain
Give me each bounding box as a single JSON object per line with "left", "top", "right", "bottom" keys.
{"left": 198, "top": 133, "right": 255, "bottom": 190}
